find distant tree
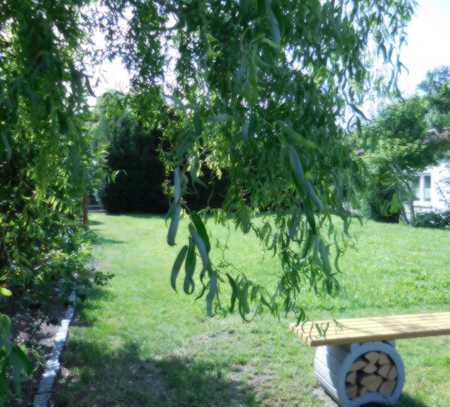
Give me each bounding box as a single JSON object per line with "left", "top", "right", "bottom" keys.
{"left": 92, "top": 92, "right": 168, "bottom": 213}
{"left": 419, "top": 66, "right": 450, "bottom": 130}
{"left": 363, "top": 97, "right": 449, "bottom": 222}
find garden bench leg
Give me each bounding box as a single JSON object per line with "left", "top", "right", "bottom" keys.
{"left": 314, "top": 341, "right": 405, "bottom": 407}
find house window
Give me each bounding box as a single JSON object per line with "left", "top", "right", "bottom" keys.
{"left": 423, "top": 175, "right": 431, "bottom": 201}
{"left": 414, "top": 174, "right": 432, "bottom": 201}
{"left": 413, "top": 176, "right": 421, "bottom": 200}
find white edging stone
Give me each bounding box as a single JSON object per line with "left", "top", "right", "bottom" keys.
{"left": 314, "top": 341, "right": 405, "bottom": 407}
{"left": 33, "top": 291, "right": 76, "bottom": 407}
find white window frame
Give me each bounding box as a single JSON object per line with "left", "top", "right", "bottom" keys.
{"left": 413, "top": 173, "right": 432, "bottom": 204}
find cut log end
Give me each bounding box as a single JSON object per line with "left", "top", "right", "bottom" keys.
{"left": 360, "top": 374, "right": 383, "bottom": 392}
{"left": 345, "top": 351, "right": 398, "bottom": 399}
{"left": 364, "top": 351, "right": 381, "bottom": 364}
{"left": 378, "top": 352, "right": 391, "bottom": 365}
{"left": 350, "top": 359, "right": 367, "bottom": 371}
{"left": 379, "top": 380, "right": 397, "bottom": 396}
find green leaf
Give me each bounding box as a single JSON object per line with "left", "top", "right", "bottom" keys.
{"left": 287, "top": 145, "right": 324, "bottom": 210}
{"left": 267, "top": 2, "right": 281, "bottom": 45}
{"left": 261, "top": 37, "right": 280, "bottom": 50}
{"left": 226, "top": 273, "right": 238, "bottom": 312}
{"left": 238, "top": 280, "right": 251, "bottom": 320}
{"left": 183, "top": 241, "right": 196, "bottom": 294}
{"left": 189, "top": 223, "right": 210, "bottom": 270}
{"left": 189, "top": 156, "right": 206, "bottom": 188}
{"left": 0, "top": 288, "right": 12, "bottom": 297}
{"left": 170, "top": 245, "right": 188, "bottom": 292}
{"left": 167, "top": 204, "right": 180, "bottom": 246}
{"left": 206, "top": 271, "right": 217, "bottom": 316}
{"left": 190, "top": 212, "right": 211, "bottom": 252}
{"left": 174, "top": 167, "right": 182, "bottom": 202}
{"left": 349, "top": 103, "right": 368, "bottom": 120}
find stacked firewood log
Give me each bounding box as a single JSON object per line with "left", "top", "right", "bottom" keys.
{"left": 346, "top": 351, "right": 397, "bottom": 400}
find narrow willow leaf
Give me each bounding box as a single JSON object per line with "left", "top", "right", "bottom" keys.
{"left": 174, "top": 167, "right": 182, "bottom": 202}
{"left": 206, "top": 271, "right": 218, "bottom": 316}
{"left": 226, "top": 273, "right": 238, "bottom": 312}
{"left": 238, "top": 281, "right": 250, "bottom": 319}
{"left": 260, "top": 295, "right": 273, "bottom": 313}
{"left": 189, "top": 156, "right": 206, "bottom": 188}
{"left": 349, "top": 103, "right": 368, "bottom": 120}
{"left": 189, "top": 224, "right": 209, "bottom": 269}
{"left": 317, "top": 238, "right": 332, "bottom": 277}
{"left": 167, "top": 204, "right": 180, "bottom": 246}
{"left": 287, "top": 145, "right": 324, "bottom": 211}
{"left": 195, "top": 283, "right": 208, "bottom": 300}
{"left": 190, "top": 212, "right": 211, "bottom": 252}
{"left": 266, "top": 0, "right": 281, "bottom": 45}
{"left": 170, "top": 245, "right": 188, "bottom": 292}
{"left": 184, "top": 241, "right": 196, "bottom": 294}
{"left": 261, "top": 37, "right": 280, "bottom": 50}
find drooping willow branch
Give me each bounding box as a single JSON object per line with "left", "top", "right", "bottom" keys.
{"left": 100, "top": 0, "right": 416, "bottom": 319}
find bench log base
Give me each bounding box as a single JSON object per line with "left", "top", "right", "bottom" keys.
{"left": 314, "top": 341, "right": 405, "bottom": 407}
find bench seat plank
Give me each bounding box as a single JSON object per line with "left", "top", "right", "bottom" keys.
{"left": 289, "top": 312, "right": 450, "bottom": 346}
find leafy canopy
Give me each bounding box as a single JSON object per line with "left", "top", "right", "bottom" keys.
{"left": 98, "top": 0, "right": 416, "bottom": 318}
{"left": 362, "top": 66, "right": 450, "bottom": 222}
{"left": 419, "top": 66, "right": 450, "bottom": 130}
{"left": 1, "top": 0, "right": 417, "bottom": 322}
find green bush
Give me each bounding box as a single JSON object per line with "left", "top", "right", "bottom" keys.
{"left": 100, "top": 117, "right": 168, "bottom": 213}
{"left": 97, "top": 93, "right": 228, "bottom": 213}
{"left": 413, "top": 211, "right": 450, "bottom": 229}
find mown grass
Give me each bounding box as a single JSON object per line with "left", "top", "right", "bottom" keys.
{"left": 54, "top": 213, "right": 450, "bottom": 407}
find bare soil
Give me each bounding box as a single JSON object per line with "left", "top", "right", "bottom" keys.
{"left": 4, "top": 296, "right": 69, "bottom": 406}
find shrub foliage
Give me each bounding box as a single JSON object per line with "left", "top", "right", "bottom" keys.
{"left": 95, "top": 92, "right": 228, "bottom": 213}
{"left": 0, "top": 1, "right": 105, "bottom": 402}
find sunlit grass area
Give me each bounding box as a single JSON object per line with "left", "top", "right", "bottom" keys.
{"left": 55, "top": 213, "right": 450, "bottom": 406}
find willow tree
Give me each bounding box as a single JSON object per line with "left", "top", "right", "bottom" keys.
{"left": 99, "top": 0, "right": 416, "bottom": 318}
{"left": 2, "top": 1, "right": 417, "bottom": 322}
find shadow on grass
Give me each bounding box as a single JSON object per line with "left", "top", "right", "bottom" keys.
{"left": 358, "top": 393, "right": 429, "bottom": 407}
{"left": 396, "top": 393, "right": 430, "bottom": 407}
{"left": 73, "top": 287, "right": 116, "bottom": 327}
{"left": 101, "top": 212, "right": 166, "bottom": 220}
{"left": 55, "top": 339, "right": 261, "bottom": 407}
{"left": 93, "top": 236, "right": 124, "bottom": 245}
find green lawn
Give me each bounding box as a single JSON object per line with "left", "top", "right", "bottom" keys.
{"left": 55, "top": 213, "right": 450, "bottom": 407}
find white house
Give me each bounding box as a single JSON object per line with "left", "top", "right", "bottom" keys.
{"left": 413, "top": 158, "right": 450, "bottom": 214}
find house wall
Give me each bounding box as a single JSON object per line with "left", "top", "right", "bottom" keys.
{"left": 413, "top": 159, "right": 450, "bottom": 213}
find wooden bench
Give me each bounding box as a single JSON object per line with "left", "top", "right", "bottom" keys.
{"left": 289, "top": 312, "right": 450, "bottom": 407}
